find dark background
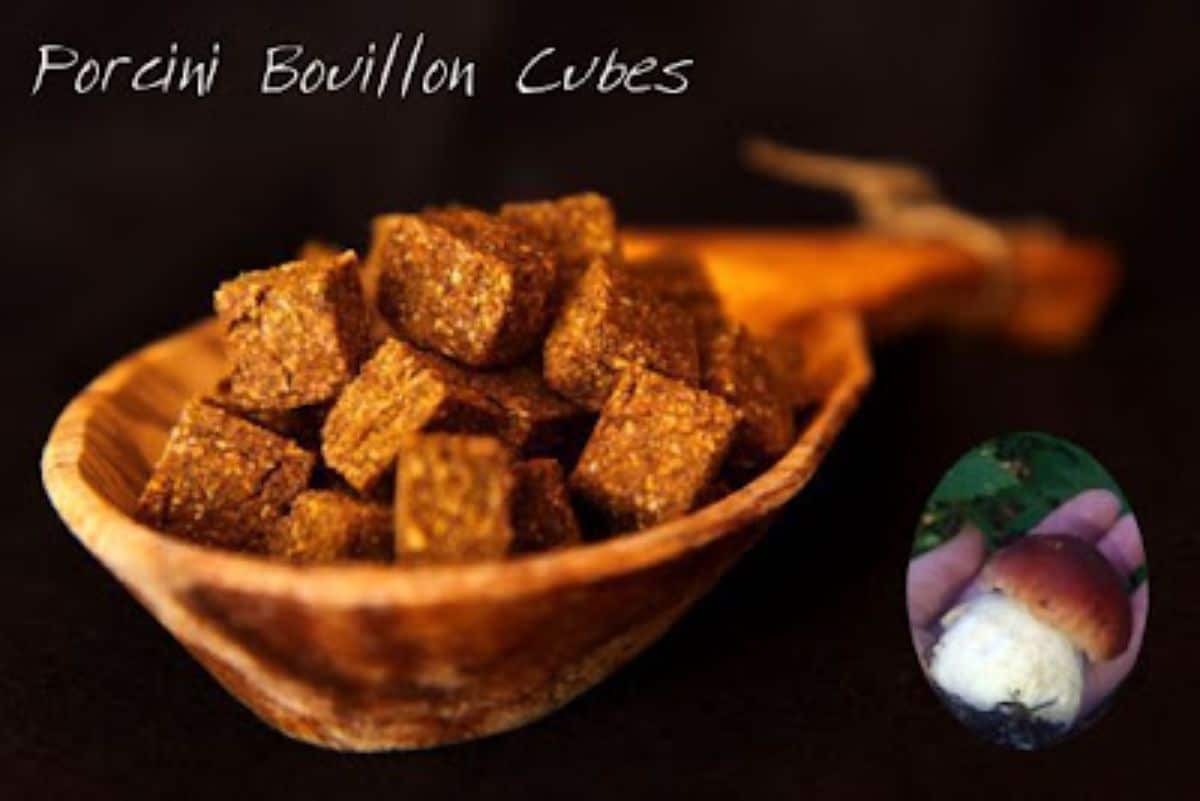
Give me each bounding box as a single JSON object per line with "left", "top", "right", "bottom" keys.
{"left": 4, "top": 1, "right": 1199, "bottom": 797}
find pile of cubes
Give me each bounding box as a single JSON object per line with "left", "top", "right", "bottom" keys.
{"left": 136, "top": 195, "right": 798, "bottom": 565}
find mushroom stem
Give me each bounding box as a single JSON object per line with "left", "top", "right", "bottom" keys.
{"left": 930, "top": 591, "right": 1085, "bottom": 728}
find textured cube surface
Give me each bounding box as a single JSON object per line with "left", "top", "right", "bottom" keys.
{"left": 321, "top": 339, "right": 504, "bottom": 493}
{"left": 376, "top": 209, "right": 556, "bottom": 367}
{"left": 702, "top": 322, "right": 796, "bottom": 471}
{"left": 395, "top": 434, "right": 516, "bottom": 563}
{"left": 358, "top": 215, "right": 409, "bottom": 344}
{"left": 296, "top": 239, "right": 343, "bottom": 264}
{"left": 215, "top": 251, "right": 371, "bottom": 410}
{"left": 570, "top": 368, "right": 738, "bottom": 530}
{"left": 500, "top": 192, "right": 619, "bottom": 290}
{"left": 265, "top": 490, "right": 392, "bottom": 564}
{"left": 464, "top": 364, "right": 592, "bottom": 458}
{"left": 544, "top": 260, "right": 700, "bottom": 411}
{"left": 626, "top": 248, "right": 725, "bottom": 341}
{"left": 511, "top": 459, "right": 583, "bottom": 553}
{"left": 206, "top": 377, "right": 328, "bottom": 450}
{"left": 136, "top": 400, "right": 315, "bottom": 550}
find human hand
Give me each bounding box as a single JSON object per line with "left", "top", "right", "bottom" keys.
{"left": 907, "top": 489, "right": 1147, "bottom": 718}
{"left": 1029, "top": 491, "right": 1148, "bottom": 718}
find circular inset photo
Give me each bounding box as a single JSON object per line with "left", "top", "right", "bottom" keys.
{"left": 906, "top": 432, "right": 1148, "bottom": 750}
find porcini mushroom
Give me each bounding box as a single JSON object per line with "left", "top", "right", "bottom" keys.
{"left": 928, "top": 534, "right": 1132, "bottom": 749}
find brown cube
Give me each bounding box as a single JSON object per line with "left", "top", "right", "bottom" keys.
{"left": 360, "top": 216, "right": 397, "bottom": 309}
{"left": 136, "top": 400, "right": 315, "bottom": 550}
{"left": 265, "top": 490, "right": 392, "bottom": 564}
{"left": 760, "top": 333, "right": 817, "bottom": 411}
{"left": 464, "top": 364, "right": 592, "bottom": 458}
{"left": 511, "top": 459, "right": 583, "bottom": 553}
{"left": 570, "top": 368, "right": 738, "bottom": 531}
{"left": 702, "top": 322, "right": 797, "bottom": 472}
{"left": 215, "top": 250, "right": 371, "bottom": 410}
{"left": 206, "top": 377, "right": 328, "bottom": 450}
{"left": 696, "top": 479, "right": 733, "bottom": 508}
{"left": 625, "top": 248, "right": 725, "bottom": 340}
{"left": 375, "top": 208, "right": 556, "bottom": 367}
{"left": 297, "top": 239, "right": 343, "bottom": 263}
{"left": 500, "top": 192, "right": 619, "bottom": 289}
{"left": 395, "top": 434, "right": 516, "bottom": 563}
{"left": 296, "top": 237, "right": 400, "bottom": 342}
{"left": 358, "top": 215, "right": 409, "bottom": 344}
{"left": 322, "top": 338, "right": 505, "bottom": 493}
{"left": 544, "top": 260, "right": 700, "bottom": 411}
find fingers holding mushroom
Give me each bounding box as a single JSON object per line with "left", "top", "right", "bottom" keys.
{"left": 906, "top": 525, "right": 988, "bottom": 663}
{"left": 910, "top": 436, "right": 1148, "bottom": 750}
{"left": 1081, "top": 581, "right": 1148, "bottom": 718}
{"left": 926, "top": 533, "right": 1133, "bottom": 748}
{"left": 983, "top": 534, "right": 1132, "bottom": 662}
{"left": 1095, "top": 513, "right": 1146, "bottom": 578}
{"left": 1078, "top": 513, "right": 1148, "bottom": 718}
{"left": 1029, "top": 488, "right": 1123, "bottom": 543}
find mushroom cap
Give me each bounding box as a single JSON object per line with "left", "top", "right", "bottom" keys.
{"left": 983, "top": 534, "right": 1132, "bottom": 662}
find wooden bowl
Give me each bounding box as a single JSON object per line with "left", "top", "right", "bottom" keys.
{"left": 41, "top": 309, "right": 871, "bottom": 751}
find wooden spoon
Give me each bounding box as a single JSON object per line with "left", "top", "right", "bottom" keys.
{"left": 624, "top": 226, "right": 1119, "bottom": 350}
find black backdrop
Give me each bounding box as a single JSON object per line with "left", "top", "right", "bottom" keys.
{"left": 4, "top": 1, "right": 1199, "bottom": 798}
